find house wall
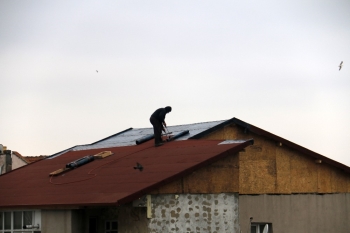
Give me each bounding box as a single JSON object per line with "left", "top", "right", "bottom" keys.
{"left": 83, "top": 194, "right": 239, "bottom": 233}
{"left": 85, "top": 205, "right": 148, "bottom": 233}
{"left": 150, "top": 152, "right": 240, "bottom": 194}
{"left": 0, "top": 154, "right": 12, "bottom": 174}
{"left": 239, "top": 194, "right": 350, "bottom": 233}
{"left": 149, "top": 193, "right": 239, "bottom": 233}
{"left": 118, "top": 204, "right": 148, "bottom": 233}
{"left": 11, "top": 155, "right": 27, "bottom": 170}
{"left": 41, "top": 209, "right": 84, "bottom": 233}
{"left": 0, "top": 154, "right": 5, "bottom": 174}
{"left": 200, "top": 123, "right": 350, "bottom": 194}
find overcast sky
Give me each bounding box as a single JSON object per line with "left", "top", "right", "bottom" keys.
{"left": 1, "top": 0, "right": 349, "bottom": 166}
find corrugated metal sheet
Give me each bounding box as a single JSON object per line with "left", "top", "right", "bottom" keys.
{"left": 0, "top": 139, "right": 252, "bottom": 208}
{"left": 49, "top": 120, "right": 226, "bottom": 158}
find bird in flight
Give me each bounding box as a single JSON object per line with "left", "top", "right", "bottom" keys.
{"left": 339, "top": 61, "right": 343, "bottom": 71}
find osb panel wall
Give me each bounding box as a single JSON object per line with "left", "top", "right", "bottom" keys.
{"left": 183, "top": 154, "right": 239, "bottom": 193}
{"left": 239, "top": 137, "right": 277, "bottom": 194}
{"left": 152, "top": 123, "right": 350, "bottom": 194}
{"left": 151, "top": 152, "right": 240, "bottom": 194}
{"left": 203, "top": 123, "right": 350, "bottom": 194}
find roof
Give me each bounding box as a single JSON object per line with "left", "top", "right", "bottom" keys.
{"left": 0, "top": 139, "right": 253, "bottom": 208}
{"left": 49, "top": 120, "right": 226, "bottom": 158}
{"left": 24, "top": 156, "right": 47, "bottom": 163}
{"left": 49, "top": 117, "right": 350, "bottom": 173}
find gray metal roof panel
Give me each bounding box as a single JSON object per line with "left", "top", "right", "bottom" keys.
{"left": 48, "top": 120, "right": 227, "bottom": 158}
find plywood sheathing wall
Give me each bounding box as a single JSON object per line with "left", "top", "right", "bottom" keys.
{"left": 203, "top": 123, "right": 350, "bottom": 194}
{"left": 150, "top": 153, "right": 240, "bottom": 194}
{"left": 152, "top": 123, "right": 350, "bottom": 195}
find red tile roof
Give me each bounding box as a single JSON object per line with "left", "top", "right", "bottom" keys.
{"left": 24, "top": 155, "right": 47, "bottom": 163}
{"left": 0, "top": 139, "right": 252, "bottom": 208}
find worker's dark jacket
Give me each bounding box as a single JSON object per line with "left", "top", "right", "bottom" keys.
{"left": 150, "top": 108, "right": 167, "bottom": 124}
{"left": 150, "top": 108, "right": 168, "bottom": 145}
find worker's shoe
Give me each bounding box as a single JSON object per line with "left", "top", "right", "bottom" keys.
{"left": 155, "top": 143, "right": 164, "bottom": 147}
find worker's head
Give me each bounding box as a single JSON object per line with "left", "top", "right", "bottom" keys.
{"left": 165, "top": 106, "right": 172, "bottom": 113}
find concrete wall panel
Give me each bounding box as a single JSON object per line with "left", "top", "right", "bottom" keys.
{"left": 42, "top": 209, "right": 75, "bottom": 233}
{"left": 239, "top": 194, "right": 350, "bottom": 233}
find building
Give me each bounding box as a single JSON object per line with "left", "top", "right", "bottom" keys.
{"left": 0, "top": 145, "right": 30, "bottom": 174}
{"left": 0, "top": 145, "right": 46, "bottom": 175}
{"left": 0, "top": 118, "right": 349, "bottom": 233}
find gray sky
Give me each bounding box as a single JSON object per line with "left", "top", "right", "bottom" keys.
{"left": 1, "top": 1, "right": 350, "bottom": 166}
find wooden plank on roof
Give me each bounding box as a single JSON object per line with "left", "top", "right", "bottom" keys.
{"left": 49, "top": 167, "right": 71, "bottom": 176}
{"left": 94, "top": 151, "right": 113, "bottom": 159}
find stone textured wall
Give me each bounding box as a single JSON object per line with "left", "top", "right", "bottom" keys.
{"left": 149, "top": 193, "right": 239, "bottom": 233}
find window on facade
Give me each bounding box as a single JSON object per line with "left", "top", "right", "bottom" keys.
{"left": 0, "top": 211, "right": 40, "bottom": 233}
{"left": 105, "top": 220, "right": 118, "bottom": 233}
{"left": 251, "top": 223, "right": 272, "bottom": 233}
{"left": 89, "top": 217, "right": 97, "bottom": 233}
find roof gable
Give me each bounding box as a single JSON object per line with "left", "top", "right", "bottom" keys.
{"left": 228, "top": 118, "right": 350, "bottom": 173}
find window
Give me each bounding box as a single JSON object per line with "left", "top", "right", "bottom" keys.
{"left": 89, "top": 217, "right": 97, "bottom": 233}
{"left": 0, "top": 211, "right": 40, "bottom": 233}
{"left": 105, "top": 220, "right": 118, "bottom": 233}
{"left": 251, "top": 223, "right": 272, "bottom": 233}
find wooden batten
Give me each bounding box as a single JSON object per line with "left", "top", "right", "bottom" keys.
{"left": 49, "top": 167, "right": 71, "bottom": 176}
{"left": 94, "top": 151, "right": 113, "bottom": 159}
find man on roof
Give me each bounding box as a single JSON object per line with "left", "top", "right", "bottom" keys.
{"left": 150, "top": 106, "right": 172, "bottom": 147}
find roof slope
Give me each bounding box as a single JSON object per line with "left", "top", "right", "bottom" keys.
{"left": 49, "top": 120, "right": 226, "bottom": 158}
{"left": 24, "top": 155, "right": 47, "bottom": 163}
{"left": 0, "top": 139, "right": 252, "bottom": 208}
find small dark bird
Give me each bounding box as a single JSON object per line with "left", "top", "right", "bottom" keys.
{"left": 96, "top": 70, "right": 98, "bottom": 73}
{"left": 339, "top": 61, "right": 343, "bottom": 71}
{"left": 134, "top": 162, "right": 143, "bottom": 171}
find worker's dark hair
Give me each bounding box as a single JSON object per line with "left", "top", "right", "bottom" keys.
{"left": 165, "top": 106, "right": 172, "bottom": 112}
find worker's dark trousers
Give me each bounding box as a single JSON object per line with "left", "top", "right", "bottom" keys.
{"left": 150, "top": 116, "right": 163, "bottom": 145}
